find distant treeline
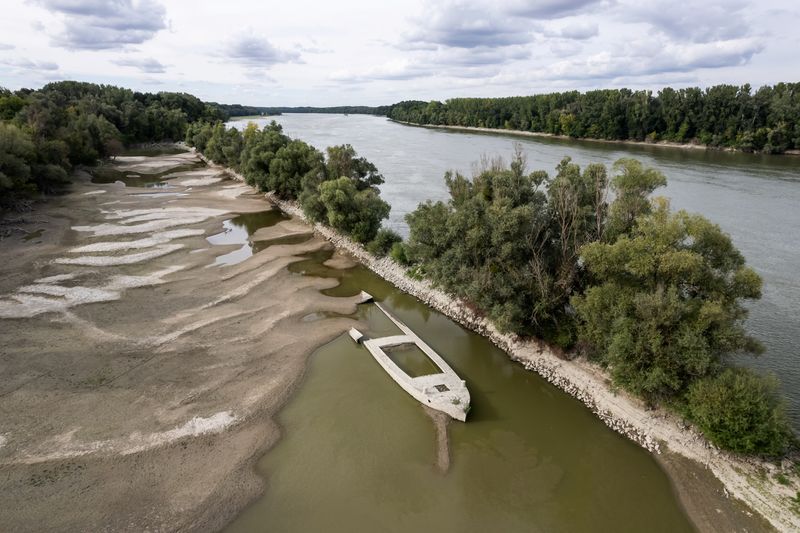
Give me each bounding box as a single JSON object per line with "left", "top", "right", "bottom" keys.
{"left": 212, "top": 104, "right": 391, "bottom": 119}
{"left": 386, "top": 83, "right": 800, "bottom": 154}
{"left": 210, "top": 103, "right": 277, "bottom": 118}
{"left": 0, "top": 81, "right": 226, "bottom": 208}
{"left": 258, "top": 105, "right": 390, "bottom": 116}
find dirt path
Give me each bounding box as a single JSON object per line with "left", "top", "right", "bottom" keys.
{"left": 0, "top": 152, "right": 361, "bottom": 531}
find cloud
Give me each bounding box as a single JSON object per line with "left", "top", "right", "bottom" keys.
{"left": 553, "top": 22, "right": 599, "bottom": 40}
{"left": 543, "top": 37, "right": 764, "bottom": 82}
{"left": 402, "top": 1, "right": 531, "bottom": 49}
{"left": 0, "top": 43, "right": 15, "bottom": 50}
{"left": 625, "top": 0, "right": 750, "bottom": 43}
{"left": 222, "top": 33, "right": 301, "bottom": 69}
{"left": 36, "top": 0, "right": 167, "bottom": 50}
{"left": 505, "top": 0, "right": 608, "bottom": 19}
{"left": 0, "top": 58, "right": 59, "bottom": 71}
{"left": 114, "top": 56, "right": 166, "bottom": 73}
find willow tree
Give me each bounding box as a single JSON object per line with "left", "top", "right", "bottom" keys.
{"left": 572, "top": 198, "right": 763, "bottom": 401}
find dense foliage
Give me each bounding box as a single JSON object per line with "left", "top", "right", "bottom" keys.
{"left": 387, "top": 83, "right": 800, "bottom": 153}
{"left": 573, "top": 198, "right": 763, "bottom": 402}
{"left": 186, "top": 122, "right": 390, "bottom": 244}
{"left": 402, "top": 149, "right": 791, "bottom": 454}
{"left": 1, "top": 81, "right": 225, "bottom": 208}
{"left": 687, "top": 369, "right": 791, "bottom": 456}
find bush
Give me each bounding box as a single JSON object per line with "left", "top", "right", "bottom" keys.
{"left": 390, "top": 241, "right": 410, "bottom": 265}
{"left": 686, "top": 368, "right": 792, "bottom": 456}
{"left": 366, "top": 228, "right": 402, "bottom": 257}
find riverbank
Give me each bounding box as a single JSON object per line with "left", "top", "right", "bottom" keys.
{"left": 388, "top": 119, "right": 800, "bottom": 156}
{"left": 0, "top": 151, "right": 365, "bottom": 531}
{"left": 222, "top": 168, "right": 799, "bottom": 531}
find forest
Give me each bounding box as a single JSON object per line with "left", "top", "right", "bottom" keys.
{"left": 0, "top": 81, "right": 225, "bottom": 208}
{"left": 386, "top": 83, "right": 800, "bottom": 153}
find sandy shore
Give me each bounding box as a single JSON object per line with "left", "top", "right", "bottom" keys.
{"left": 389, "top": 119, "right": 800, "bottom": 156}
{"left": 0, "top": 152, "right": 363, "bottom": 531}
{"left": 256, "top": 186, "right": 799, "bottom": 532}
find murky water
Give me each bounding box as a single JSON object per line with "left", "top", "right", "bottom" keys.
{"left": 232, "top": 114, "right": 800, "bottom": 427}
{"left": 225, "top": 252, "right": 695, "bottom": 532}
{"left": 206, "top": 210, "right": 288, "bottom": 266}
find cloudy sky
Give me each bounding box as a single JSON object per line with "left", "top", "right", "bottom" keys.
{"left": 0, "top": 0, "right": 797, "bottom": 106}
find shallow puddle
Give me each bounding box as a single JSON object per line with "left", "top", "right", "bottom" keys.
{"left": 23, "top": 229, "right": 44, "bottom": 242}
{"left": 225, "top": 251, "right": 695, "bottom": 533}
{"left": 206, "top": 210, "right": 289, "bottom": 266}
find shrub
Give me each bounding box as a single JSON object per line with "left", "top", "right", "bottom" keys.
{"left": 366, "top": 228, "right": 402, "bottom": 257}
{"left": 686, "top": 368, "right": 792, "bottom": 456}
{"left": 390, "top": 241, "right": 410, "bottom": 265}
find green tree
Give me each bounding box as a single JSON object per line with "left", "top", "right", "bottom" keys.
{"left": 267, "top": 140, "right": 324, "bottom": 199}
{"left": 318, "top": 177, "right": 390, "bottom": 243}
{"left": 686, "top": 368, "right": 791, "bottom": 456}
{"left": 573, "top": 199, "right": 763, "bottom": 401}
{"left": 0, "top": 123, "right": 36, "bottom": 204}
{"left": 605, "top": 158, "right": 667, "bottom": 239}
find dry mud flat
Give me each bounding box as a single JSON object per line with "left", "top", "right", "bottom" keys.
{"left": 0, "top": 152, "right": 360, "bottom": 531}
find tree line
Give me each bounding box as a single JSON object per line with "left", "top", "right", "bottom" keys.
{"left": 395, "top": 149, "right": 792, "bottom": 456}
{"left": 185, "top": 120, "right": 391, "bottom": 245}
{"left": 386, "top": 83, "right": 800, "bottom": 154}
{"left": 1, "top": 81, "right": 225, "bottom": 208}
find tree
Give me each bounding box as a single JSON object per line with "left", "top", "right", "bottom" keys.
{"left": 325, "top": 144, "right": 384, "bottom": 189}
{"left": 267, "top": 140, "right": 324, "bottom": 199}
{"left": 572, "top": 199, "right": 763, "bottom": 401}
{"left": 0, "top": 123, "right": 36, "bottom": 203}
{"left": 318, "top": 177, "right": 390, "bottom": 243}
{"left": 605, "top": 158, "right": 666, "bottom": 239}
{"left": 686, "top": 368, "right": 791, "bottom": 456}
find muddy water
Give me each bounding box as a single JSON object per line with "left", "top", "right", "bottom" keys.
{"left": 225, "top": 252, "right": 694, "bottom": 533}
{"left": 206, "top": 210, "right": 288, "bottom": 266}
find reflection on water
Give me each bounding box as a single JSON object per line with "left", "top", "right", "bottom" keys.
{"left": 225, "top": 251, "right": 695, "bottom": 533}
{"left": 206, "top": 209, "right": 288, "bottom": 266}
{"left": 233, "top": 113, "right": 800, "bottom": 428}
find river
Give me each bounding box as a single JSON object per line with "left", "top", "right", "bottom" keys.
{"left": 233, "top": 114, "right": 800, "bottom": 428}
{"left": 224, "top": 249, "right": 696, "bottom": 532}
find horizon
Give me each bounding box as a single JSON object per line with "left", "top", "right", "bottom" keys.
{"left": 1, "top": 0, "right": 798, "bottom": 107}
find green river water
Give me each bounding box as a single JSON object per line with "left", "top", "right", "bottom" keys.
{"left": 224, "top": 249, "right": 695, "bottom": 532}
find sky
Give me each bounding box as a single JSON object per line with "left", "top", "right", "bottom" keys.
{"left": 0, "top": 0, "right": 798, "bottom": 106}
